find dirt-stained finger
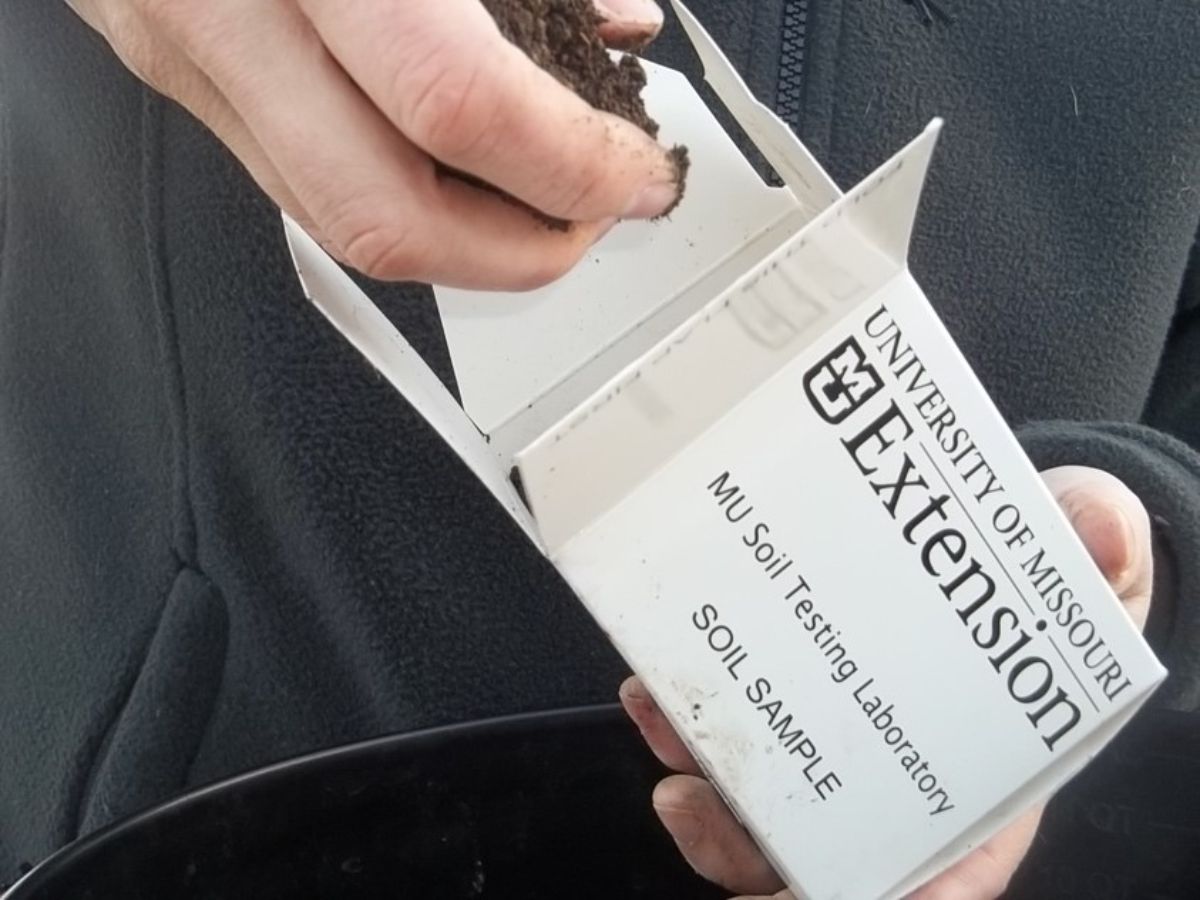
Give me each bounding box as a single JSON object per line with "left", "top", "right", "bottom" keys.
{"left": 620, "top": 677, "right": 704, "bottom": 776}
{"left": 653, "top": 774, "right": 786, "bottom": 897}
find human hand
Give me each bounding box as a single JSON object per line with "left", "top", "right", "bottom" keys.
{"left": 620, "top": 465, "right": 1153, "bottom": 900}
{"left": 65, "top": 0, "right": 677, "bottom": 289}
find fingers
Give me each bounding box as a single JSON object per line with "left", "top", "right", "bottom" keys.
{"left": 155, "top": 0, "right": 612, "bottom": 289}
{"left": 61, "top": 0, "right": 104, "bottom": 30}
{"left": 653, "top": 775, "right": 786, "bottom": 898}
{"left": 296, "top": 0, "right": 680, "bottom": 223}
{"left": 1042, "top": 466, "right": 1153, "bottom": 631}
{"left": 70, "top": 0, "right": 321, "bottom": 241}
{"left": 103, "top": 0, "right": 669, "bottom": 287}
{"left": 907, "top": 469, "right": 1149, "bottom": 898}
{"left": 171, "top": 69, "right": 328, "bottom": 246}
{"left": 593, "top": 0, "right": 666, "bottom": 50}
{"left": 905, "top": 806, "right": 1042, "bottom": 900}
{"left": 620, "top": 678, "right": 787, "bottom": 897}
{"left": 619, "top": 677, "right": 703, "bottom": 775}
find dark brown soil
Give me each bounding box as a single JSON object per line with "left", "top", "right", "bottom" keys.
{"left": 460, "top": 0, "right": 688, "bottom": 224}
{"left": 484, "top": 0, "right": 660, "bottom": 137}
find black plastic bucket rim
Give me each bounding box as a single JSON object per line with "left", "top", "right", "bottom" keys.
{"left": 4, "top": 703, "right": 652, "bottom": 899}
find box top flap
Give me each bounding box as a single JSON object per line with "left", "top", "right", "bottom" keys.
{"left": 282, "top": 216, "right": 544, "bottom": 550}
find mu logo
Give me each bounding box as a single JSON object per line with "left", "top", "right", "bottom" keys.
{"left": 803, "top": 337, "right": 884, "bottom": 425}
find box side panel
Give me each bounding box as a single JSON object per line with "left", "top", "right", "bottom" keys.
{"left": 519, "top": 219, "right": 894, "bottom": 553}
{"left": 549, "top": 277, "right": 1164, "bottom": 900}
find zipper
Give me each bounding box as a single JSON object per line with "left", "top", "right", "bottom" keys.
{"left": 778, "top": 1, "right": 954, "bottom": 133}
{"left": 777, "top": 0, "right": 809, "bottom": 132}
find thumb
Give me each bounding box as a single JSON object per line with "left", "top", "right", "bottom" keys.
{"left": 1042, "top": 466, "right": 1153, "bottom": 632}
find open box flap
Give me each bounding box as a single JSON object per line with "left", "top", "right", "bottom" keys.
{"left": 667, "top": 0, "right": 841, "bottom": 217}
{"left": 434, "top": 62, "right": 801, "bottom": 446}
{"left": 518, "top": 122, "right": 943, "bottom": 553}
{"left": 282, "top": 216, "right": 544, "bottom": 550}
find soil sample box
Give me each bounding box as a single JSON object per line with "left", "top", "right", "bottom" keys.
{"left": 281, "top": 3, "right": 1166, "bottom": 898}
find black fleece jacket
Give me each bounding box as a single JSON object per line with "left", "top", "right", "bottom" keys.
{"left": 1, "top": 0, "right": 1198, "bottom": 879}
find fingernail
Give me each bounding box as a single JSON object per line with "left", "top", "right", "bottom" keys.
{"left": 624, "top": 181, "right": 679, "bottom": 219}
{"left": 655, "top": 804, "right": 704, "bottom": 848}
{"left": 595, "top": 0, "right": 665, "bottom": 26}
{"left": 619, "top": 678, "right": 655, "bottom": 716}
{"left": 1071, "top": 501, "right": 1135, "bottom": 585}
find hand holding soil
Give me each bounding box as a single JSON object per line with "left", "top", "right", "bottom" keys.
{"left": 65, "top": 0, "right": 681, "bottom": 290}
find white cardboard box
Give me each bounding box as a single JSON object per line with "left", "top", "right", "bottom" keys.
{"left": 281, "top": 4, "right": 1167, "bottom": 897}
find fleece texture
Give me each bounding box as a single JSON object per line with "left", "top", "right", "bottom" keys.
{"left": 1, "top": 0, "right": 1198, "bottom": 879}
